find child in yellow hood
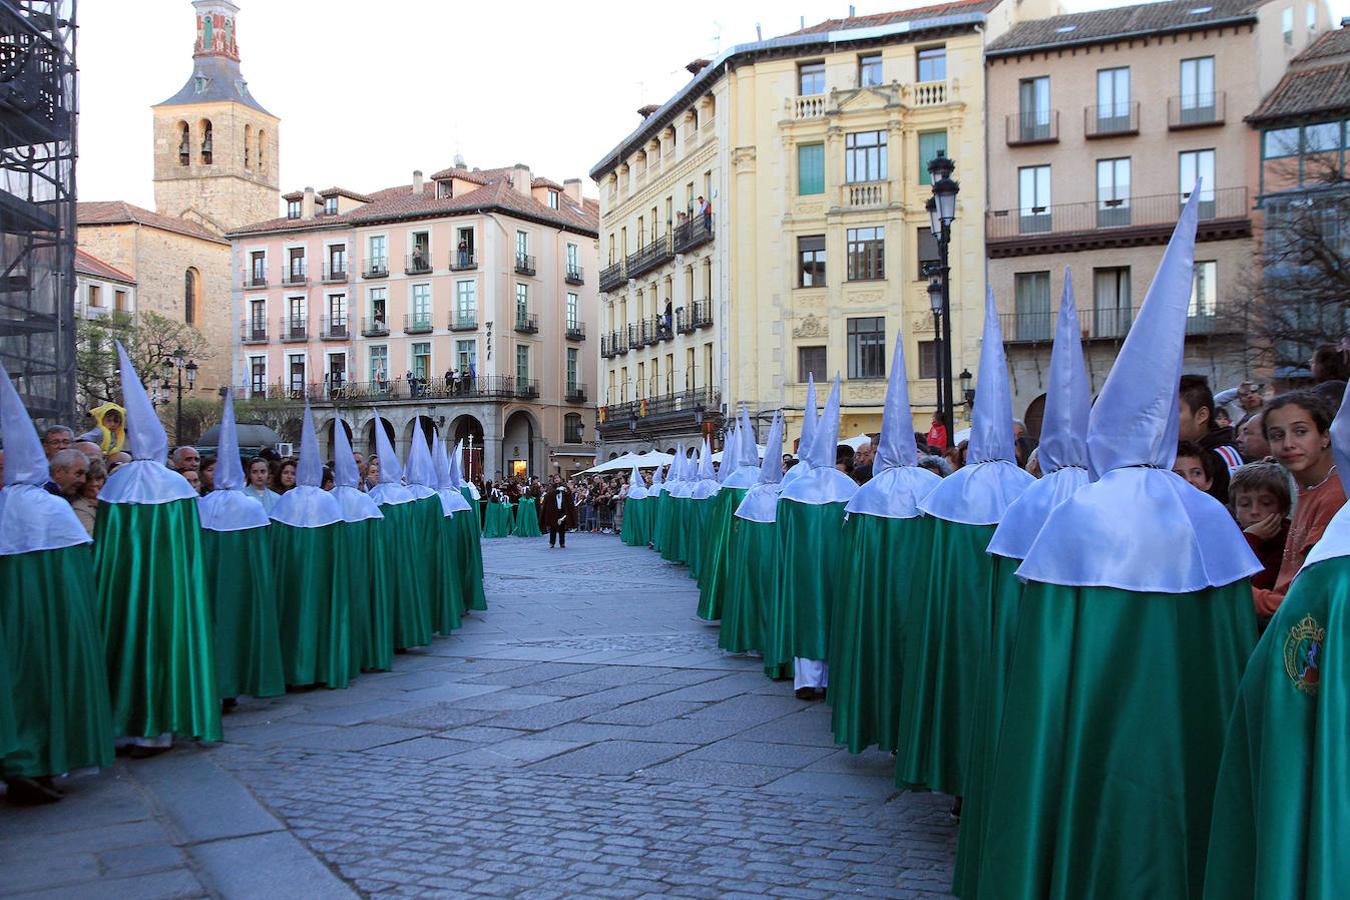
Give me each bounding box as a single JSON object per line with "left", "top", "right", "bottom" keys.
{"left": 80, "top": 403, "right": 126, "bottom": 455}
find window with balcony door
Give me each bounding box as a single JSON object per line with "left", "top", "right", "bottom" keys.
{"left": 798, "top": 346, "right": 826, "bottom": 383}
{"left": 1179, "top": 57, "right": 1216, "bottom": 123}
{"left": 515, "top": 283, "right": 528, "bottom": 323}
{"left": 847, "top": 227, "right": 884, "bottom": 281}
{"left": 287, "top": 296, "right": 304, "bottom": 335}
{"left": 516, "top": 345, "right": 529, "bottom": 383}
{"left": 845, "top": 131, "right": 886, "bottom": 183}
{"left": 327, "top": 352, "right": 346, "bottom": 387}
{"left": 567, "top": 348, "right": 579, "bottom": 390}
{"left": 797, "top": 143, "right": 824, "bottom": 195}
{"left": 411, "top": 283, "right": 431, "bottom": 327}
{"left": 847, "top": 317, "right": 886, "bottom": 379}
{"left": 456, "top": 339, "right": 476, "bottom": 374}
{"left": 917, "top": 45, "right": 946, "bottom": 81}
{"left": 1018, "top": 76, "right": 1052, "bottom": 141}
{"left": 328, "top": 294, "right": 347, "bottom": 335}
{"left": 1282, "top": 7, "right": 1293, "bottom": 43}
{"left": 248, "top": 299, "right": 265, "bottom": 338}
{"left": 1018, "top": 165, "right": 1052, "bottom": 233}
{"left": 798, "top": 235, "right": 826, "bottom": 287}
{"left": 1189, "top": 260, "right": 1217, "bottom": 318}
{"left": 411, "top": 342, "right": 430, "bottom": 380}
{"left": 288, "top": 353, "right": 305, "bottom": 396}
{"left": 566, "top": 242, "right": 579, "bottom": 275}
{"left": 917, "top": 227, "right": 939, "bottom": 280}
{"left": 567, "top": 292, "right": 579, "bottom": 330}
{"left": 457, "top": 227, "right": 474, "bottom": 263}
{"left": 918, "top": 131, "right": 946, "bottom": 185}
{"left": 249, "top": 356, "right": 266, "bottom": 395}
{"left": 327, "top": 244, "right": 346, "bottom": 279}
{"left": 1014, "top": 271, "right": 1052, "bottom": 341}
{"left": 1093, "top": 267, "right": 1131, "bottom": 338}
{"left": 249, "top": 250, "right": 265, "bottom": 283}
{"left": 515, "top": 230, "right": 528, "bottom": 261}
{"left": 369, "top": 287, "right": 386, "bottom": 327}
{"left": 798, "top": 61, "right": 825, "bottom": 95}
{"left": 369, "top": 345, "right": 388, "bottom": 384}
{"left": 411, "top": 232, "right": 429, "bottom": 269}
{"left": 1308, "top": 3, "right": 1317, "bottom": 29}
{"left": 456, "top": 281, "right": 476, "bottom": 326}
{"left": 1179, "top": 149, "right": 1215, "bottom": 211}
{"left": 368, "top": 235, "right": 387, "bottom": 271}
{"left": 288, "top": 247, "right": 305, "bottom": 280}
{"left": 1096, "top": 67, "right": 1131, "bottom": 132}
{"left": 1096, "top": 158, "right": 1131, "bottom": 226}
{"left": 565, "top": 414, "right": 584, "bottom": 443}
{"left": 859, "top": 53, "right": 883, "bottom": 87}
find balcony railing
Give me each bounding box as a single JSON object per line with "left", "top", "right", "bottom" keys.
{"left": 599, "top": 261, "right": 626, "bottom": 293}
{"left": 245, "top": 271, "right": 267, "bottom": 288}
{"left": 1006, "top": 110, "right": 1059, "bottom": 146}
{"left": 1001, "top": 304, "right": 1241, "bottom": 343}
{"left": 403, "top": 313, "right": 433, "bottom": 334}
{"left": 911, "top": 79, "right": 948, "bottom": 107}
{"left": 842, "top": 181, "right": 889, "bottom": 209}
{"left": 1168, "top": 92, "right": 1225, "bottom": 129}
{"left": 515, "top": 379, "right": 540, "bottom": 399}
{"left": 450, "top": 251, "right": 477, "bottom": 271}
{"left": 987, "top": 186, "right": 1250, "bottom": 243}
{"left": 625, "top": 234, "right": 674, "bottom": 280}
{"left": 514, "top": 312, "right": 539, "bottom": 334}
{"left": 673, "top": 216, "right": 714, "bottom": 253}
{"left": 278, "top": 315, "right": 308, "bottom": 342}
{"left": 239, "top": 319, "right": 268, "bottom": 344}
{"left": 319, "top": 314, "right": 349, "bottom": 340}
{"left": 282, "top": 266, "right": 308, "bottom": 286}
{"left": 565, "top": 322, "right": 585, "bottom": 341}
{"left": 565, "top": 384, "right": 587, "bottom": 403}
{"left": 322, "top": 265, "right": 348, "bottom": 283}
{"left": 565, "top": 265, "right": 584, "bottom": 285}
{"left": 676, "top": 300, "right": 714, "bottom": 332}
{"left": 515, "top": 253, "right": 536, "bottom": 276}
{"left": 449, "top": 314, "right": 477, "bottom": 332}
{"left": 793, "top": 93, "right": 826, "bottom": 119}
{"left": 1085, "top": 102, "right": 1139, "bottom": 138}
{"left": 598, "top": 387, "right": 721, "bottom": 427}
{"left": 405, "top": 252, "right": 432, "bottom": 275}
{"left": 239, "top": 375, "right": 547, "bottom": 404}
{"left": 362, "top": 260, "right": 389, "bottom": 279}
{"left": 361, "top": 316, "right": 390, "bottom": 337}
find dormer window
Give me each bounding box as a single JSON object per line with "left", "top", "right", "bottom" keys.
{"left": 287, "top": 199, "right": 301, "bottom": 219}
{"left": 548, "top": 190, "right": 560, "bottom": 209}
{"left": 324, "top": 196, "right": 338, "bottom": 216}
{"left": 194, "top": 75, "right": 208, "bottom": 94}
{"left": 438, "top": 181, "right": 452, "bottom": 199}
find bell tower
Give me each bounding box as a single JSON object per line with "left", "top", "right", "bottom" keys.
{"left": 151, "top": 1, "right": 279, "bottom": 233}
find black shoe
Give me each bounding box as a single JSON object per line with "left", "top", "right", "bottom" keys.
{"left": 127, "top": 744, "right": 173, "bottom": 760}
{"left": 794, "top": 687, "right": 816, "bottom": 700}
{"left": 5, "top": 776, "right": 62, "bottom": 806}
{"left": 950, "top": 796, "right": 963, "bottom": 821}
{"left": 222, "top": 697, "right": 238, "bottom": 713}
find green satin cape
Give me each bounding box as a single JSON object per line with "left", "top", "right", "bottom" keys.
{"left": 828, "top": 513, "right": 934, "bottom": 755}
{"left": 0, "top": 618, "right": 16, "bottom": 759}
{"left": 895, "top": 519, "right": 997, "bottom": 796}
{"left": 512, "top": 497, "right": 542, "bottom": 537}
{"left": 377, "top": 501, "right": 433, "bottom": 650}
{"left": 978, "top": 579, "right": 1255, "bottom": 900}
{"left": 772, "top": 500, "right": 849, "bottom": 663}
{"left": 696, "top": 488, "right": 747, "bottom": 620}
{"left": 686, "top": 496, "right": 713, "bottom": 581}
{"left": 200, "top": 525, "right": 284, "bottom": 700}
{"left": 271, "top": 522, "right": 355, "bottom": 689}
{"left": 621, "top": 497, "right": 649, "bottom": 547}
{"left": 484, "top": 502, "right": 514, "bottom": 538}
{"left": 94, "top": 498, "right": 220, "bottom": 742}
{"left": 650, "top": 493, "right": 670, "bottom": 553}
{"left": 343, "top": 517, "right": 393, "bottom": 672}
{"left": 660, "top": 496, "right": 690, "bottom": 564}
{"left": 1204, "top": 558, "right": 1348, "bottom": 900}
{"left": 418, "top": 498, "right": 464, "bottom": 636}
{"left": 452, "top": 510, "right": 486, "bottom": 612}
{"left": 719, "top": 516, "right": 772, "bottom": 655}
{"left": 0, "top": 544, "right": 114, "bottom": 778}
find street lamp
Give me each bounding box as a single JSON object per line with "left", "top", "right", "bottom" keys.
{"left": 160, "top": 347, "right": 197, "bottom": 445}
{"left": 959, "top": 368, "right": 974, "bottom": 411}
{"left": 926, "top": 149, "right": 960, "bottom": 439}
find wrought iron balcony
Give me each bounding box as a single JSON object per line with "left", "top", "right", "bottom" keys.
{"left": 1006, "top": 110, "right": 1059, "bottom": 146}
{"left": 1001, "top": 304, "right": 1241, "bottom": 343}
{"left": 403, "top": 313, "right": 433, "bottom": 334}
{"left": 565, "top": 265, "right": 584, "bottom": 285}
{"left": 361, "top": 315, "right": 389, "bottom": 337}
{"left": 243, "top": 374, "right": 551, "bottom": 405}
{"left": 599, "top": 261, "right": 626, "bottom": 293}
{"left": 514, "top": 312, "right": 539, "bottom": 334}
{"left": 515, "top": 253, "right": 536, "bottom": 276}
{"left": 322, "top": 265, "right": 348, "bottom": 283}
{"left": 282, "top": 267, "right": 308, "bottom": 286}
{"left": 1168, "top": 92, "right": 1225, "bottom": 130}
{"left": 625, "top": 234, "right": 674, "bottom": 280}
{"left": 600, "top": 333, "right": 619, "bottom": 358}
{"left": 320, "top": 314, "right": 349, "bottom": 340}
{"left": 239, "top": 319, "right": 268, "bottom": 344}
{"left": 278, "top": 315, "right": 308, "bottom": 342}
{"left": 1084, "top": 102, "right": 1139, "bottom": 138}
{"left": 405, "top": 252, "right": 432, "bottom": 275}
{"left": 566, "top": 322, "right": 586, "bottom": 341}
{"left": 673, "top": 216, "right": 713, "bottom": 253}
{"left": 689, "top": 300, "right": 713, "bottom": 329}
{"left": 597, "top": 387, "right": 721, "bottom": 433}
{"left": 245, "top": 271, "right": 267, "bottom": 288}
{"left": 449, "top": 314, "right": 477, "bottom": 332}
{"left": 450, "top": 251, "right": 477, "bottom": 271}
{"left": 565, "top": 384, "right": 587, "bottom": 403}
{"left": 515, "top": 379, "right": 540, "bottom": 399}
{"left": 362, "top": 261, "right": 389, "bottom": 279}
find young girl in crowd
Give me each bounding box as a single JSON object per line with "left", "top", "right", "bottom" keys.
{"left": 1253, "top": 391, "right": 1347, "bottom": 621}
{"left": 273, "top": 458, "right": 297, "bottom": 495}
{"left": 243, "top": 456, "right": 277, "bottom": 513}
{"left": 1228, "top": 461, "right": 1291, "bottom": 593}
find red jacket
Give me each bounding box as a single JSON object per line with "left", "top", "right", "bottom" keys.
{"left": 927, "top": 422, "right": 948, "bottom": 452}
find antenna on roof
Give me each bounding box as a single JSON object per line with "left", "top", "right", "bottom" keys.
{"left": 849, "top": 4, "right": 856, "bottom": 17}
{"left": 756, "top": 22, "right": 762, "bottom": 40}
{"left": 801, "top": 15, "right": 805, "bottom": 29}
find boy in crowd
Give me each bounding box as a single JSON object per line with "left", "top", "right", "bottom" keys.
{"left": 1229, "top": 462, "right": 1291, "bottom": 593}
{"left": 1173, "top": 440, "right": 1219, "bottom": 495}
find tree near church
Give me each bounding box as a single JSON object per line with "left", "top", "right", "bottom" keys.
{"left": 76, "top": 310, "right": 213, "bottom": 418}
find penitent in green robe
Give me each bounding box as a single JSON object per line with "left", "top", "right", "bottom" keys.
{"left": 512, "top": 497, "right": 542, "bottom": 537}
{"left": 0, "top": 544, "right": 115, "bottom": 778}
{"left": 452, "top": 510, "right": 486, "bottom": 613}
{"left": 977, "top": 579, "right": 1254, "bottom": 900}
{"left": 770, "top": 499, "right": 849, "bottom": 664}
{"left": 660, "top": 496, "right": 690, "bottom": 564}
{"left": 720, "top": 516, "right": 790, "bottom": 681}
{"left": 650, "top": 493, "right": 669, "bottom": 553}
{"left": 894, "top": 519, "right": 998, "bottom": 796}
{"left": 1203, "top": 557, "right": 1349, "bottom": 900}
{"left": 200, "top": 525, "right": 284, "bottom": 700}
{"left": 343, "top": 517, "right": 393, "bottom": 672}
{"left": 827, "top": 513, "right": 933, "bottom": 755}
{"left": 378, "top": 501, "right": 433, "bottom": 651}
{"left": 271, "top": 522, "right": 354, "bottom": 689}
{"left": 686, "top": 496, "right": 714, "bottom": 582}
{"left": 418, "top": 497, "right": 464, "bottom": 637}
{"left": 95, "top": 498, "right": 220, "bottom": 742}
{"left": 621, "top": 496, "right": 649, "bottom": 547}
{"left": 696, "top": 488, "right": 747, "bottom": 621}
{"left": 484, "top": 501, "right": 514, "bottom": 538}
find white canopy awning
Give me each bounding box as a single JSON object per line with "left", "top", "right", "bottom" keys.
{"left": 583, "top": 450, "right": 674, "bottom": 473}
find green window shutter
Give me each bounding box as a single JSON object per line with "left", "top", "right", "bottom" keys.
{"left": 798, "top": 143, "right": 824, "bottom": 195}
{"left": 918, "top": 131, "right": 947, "bottom": 185}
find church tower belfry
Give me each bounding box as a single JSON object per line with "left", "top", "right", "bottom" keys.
{"left": 152, "top": 1, "right": 279, "bottom": 233}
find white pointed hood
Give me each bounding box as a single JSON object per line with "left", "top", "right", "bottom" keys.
{"left": 782, "top": 375, "right": 858, "bottom": 506}
{"left": 99, "top": 342, "right": 199, "bottom": 505}
{"left": 668, "top": 442, "right": 694, "bottom": 498}
{"left": 433, "top": 433, "right": 472, "bottom": 514}
{"left": 368, "top": 411, "right": 414, "bottom": 506}
{"left": 782, "top": 376, "right": 818, "bottom": 491}
{"left": 626, "top": 464, "right": 648, "bottom": 500}
{"left": 329, "top": 416, "right": 382, "bottom": 523}
{"left": 650, "top": 461, "right": 668, "bottom": 495}
{"left": 735, "top": 412, "right": 786, "bottom": 523}
{"left": 403, "top": 428, "right": 437, "bottom": 500}
{"left": 270, "top": 403, "right": 342, "bottom": 528}
{"left": 198, "top": 389, "right": 271, "bottom": 532}
{"left": 847, "top": 332, "right": 940, "bottom": 519}
{"left": 716, "top": 425, "right": 737, "bottom": 485}
{"left": 919, "top": 286, "right": 1034, "bottom": 525}
{"left": 988, "top": 272, "right": 1091, "bottom": 559}
{"left": 1017, "top": 188, "right": 1261, "bottom": 590}
{"left": 722, "top": 403, "right": 762, "bottom": 489}
{"left": 0, "top": 360, "right": 91, "bottom": 554}
{"left": 691, "top": 438, "right": 720, "bottom": 499}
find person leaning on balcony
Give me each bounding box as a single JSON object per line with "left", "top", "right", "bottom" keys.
{"left": 662, "top": 299, "right": 673, "bottom": 334}
{"left": 457, "top": 240, "right": 469, "bottom": 268}
{"left": 697, "top": 195, "right": 711, "bottom": 230}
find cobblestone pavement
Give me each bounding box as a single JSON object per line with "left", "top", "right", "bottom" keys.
{"left": 0, "top": 534, "right": 956, "bottom": 899}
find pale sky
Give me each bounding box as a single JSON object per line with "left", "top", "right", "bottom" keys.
{"left": 79, "top": 0, "right": 1349, "bottom": 210}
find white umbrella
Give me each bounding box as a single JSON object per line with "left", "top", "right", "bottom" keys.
{"left": 583, "top": 450, "right": 673, "bottom": 474}
{"left": 840, "top": 432, "right": 873, "bottom": 450}
{"left": 712, "top": 444, "right": 766, "bottom": 462}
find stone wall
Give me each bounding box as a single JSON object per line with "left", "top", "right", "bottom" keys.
{"left": 152, "top": 102, "right": 280, "bottom": 233}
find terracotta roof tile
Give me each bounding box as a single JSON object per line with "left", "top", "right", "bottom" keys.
{"left": 1293, "top": 26, "right": 1350, "bottom": 63}
{"left": 317, "top": 186, "right": 373, "bottom": 202}
{"left": 1249, "top": 61, "right": 1350, "bottom": 122}
{"left": 76, "top": 201, "right": 230, "bottom": 245}
{"left": 428, "top": 165, "right": 518, "bottom": 184}
{"left": 74, "top": 248, "right": 136, "bottom": 284}
{"left": 792, "top": 0, "right": 1000, "bottom": 35}
{"left": 986, "top": 0, "right": 1258, "bottom": 55}
{"left": 531, "top": 176, "right": 564, "bottom": 191}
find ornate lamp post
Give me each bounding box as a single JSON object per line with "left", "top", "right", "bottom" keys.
{"left": 926, "top": 149, "right": 960, "bottom": 438}
{"left": 160, "top": 347, "right": 197, "bottom": 444}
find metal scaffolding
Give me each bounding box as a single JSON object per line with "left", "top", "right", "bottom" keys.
{"left": 0, "top": 0, "right": 76, "bottom": 424}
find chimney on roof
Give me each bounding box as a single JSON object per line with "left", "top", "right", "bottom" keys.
{"left": 563, "top": 178, "right": 582, "bottom": 205}
{"left": 412, "top": 170, "right": 424, "bottom": 195}
{"left": 513, "top": 163, "right": 532, "bottom": 196}
{"left": 302, "top": 186, "right": 315, "bottom": 220}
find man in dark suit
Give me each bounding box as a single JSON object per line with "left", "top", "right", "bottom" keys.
{"left": 540, "top": 474, "right": 575, "bottom": 549}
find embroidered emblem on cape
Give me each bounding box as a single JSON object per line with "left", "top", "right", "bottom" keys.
{"left": 1283, "top": 614, "right": 1325, "bottom": 696}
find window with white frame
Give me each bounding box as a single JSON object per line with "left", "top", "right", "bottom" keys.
{"left": 368, "top": 235, "right": 387, "bottom": 273}
{"left": 566, "top": 292, "right": 579, "bottom": 330}
{"left": 369, "top": 345, "right": 388, "bottom": 384}
{"left": 369, "top": 286, "right": 386, "bottom": 327}
{"left": 249, "top": 355, "right": 266, "bottom": 396}
{"left": 1189, "top": 260, "right": 1217, "bottom": 317}
{"left": 515, "top": 283, "right": 528, "bottom": 322}
{"left": 411, "top": 342, "right": 431, "bottom": 380}
{"left": 411, "top": 283, "right": 431, "bottom": 327}
{"left": 1179, "top": 149, "right": 1215, "bottom": 204}
{"left": 845, "top": 131, "right": 887, "bottom": 183}
{"left": 456, "top": 280, "right": 476, "bottom": 326}
{"left": 566, "top": 348, "right": 579, "bottom": 390}
{"left": 456, "top": 339, "right": 477, "bottom": 375}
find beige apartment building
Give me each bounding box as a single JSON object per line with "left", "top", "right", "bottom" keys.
{"left": 227, "top": 165, "right": 600, "bottom": 480}
{"left": 592, "top": 0, "right": 1058, "bottom": 456}
{"left": 985, "top": 0, "right": 1333, "bottom": 430}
